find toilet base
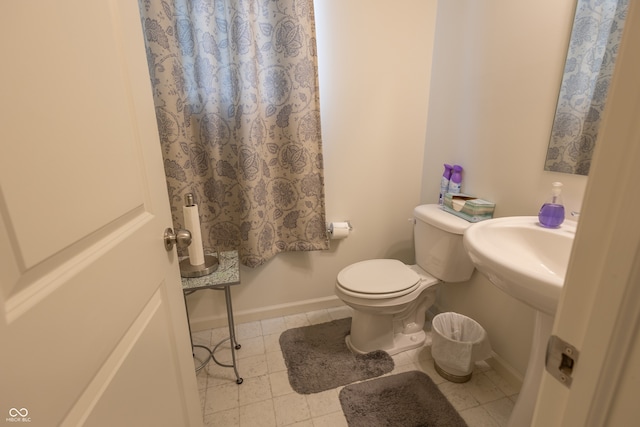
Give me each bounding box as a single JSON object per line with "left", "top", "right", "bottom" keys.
{"left": 346, "top": 329, "right": 426, "bottom": 356}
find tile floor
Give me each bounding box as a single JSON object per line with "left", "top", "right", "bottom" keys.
{"left": 192, "top": 306, "right": 520, "bottom": 427}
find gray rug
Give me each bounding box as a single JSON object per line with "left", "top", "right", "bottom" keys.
{"left": 339, "top": 371, "right": 468, "bottom": 427}
{"left": 279, "top": 317, "right": 394, "bottom": 394}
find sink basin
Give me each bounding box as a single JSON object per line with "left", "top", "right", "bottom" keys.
{"left": 463, "top": 216, "right": 576, "bottom": 315}
{"left": 463, "top": 215, "right": 577, "bottom": 427}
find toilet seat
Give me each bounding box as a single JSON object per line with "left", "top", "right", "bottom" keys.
{"left": 336, "top": 259, "right": 421, "bottom": 299}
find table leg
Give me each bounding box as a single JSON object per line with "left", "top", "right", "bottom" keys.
{"left": 224, "top": 286, "right": 243, "bottom": 384}
{"left": 184, "top": 291, "right": 213, "bottom": 372}
{"left": 209, "top": 286, "right": 243, "bottom": 384}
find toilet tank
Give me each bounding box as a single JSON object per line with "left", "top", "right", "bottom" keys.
{"left": 413, "top": 204, "right": 475, "bottom": 282}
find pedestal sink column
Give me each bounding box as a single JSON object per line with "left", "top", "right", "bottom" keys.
{"left": 507, "top": 311, "right": 554, "bottom": 427}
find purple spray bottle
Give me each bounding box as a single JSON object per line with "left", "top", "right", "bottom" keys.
{"left": 448, "top": 165, "right": 463, "bottom": 194}
{"left": 439, "top": 164, "right": 453, "bottom": 205}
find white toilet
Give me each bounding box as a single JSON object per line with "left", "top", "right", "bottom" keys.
{"left": 335, "top": 204, "right": 476, "bottom": 355}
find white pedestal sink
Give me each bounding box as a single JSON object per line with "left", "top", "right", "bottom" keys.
{"left": 463, "top": 216, "right": 576, "bottom": 427}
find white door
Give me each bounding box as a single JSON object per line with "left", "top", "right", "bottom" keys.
{"left": 0, "top": 1, "right": 202, "bottom": 426}
{"left": 532, "top": 1, "right": 640, "bottom": 425}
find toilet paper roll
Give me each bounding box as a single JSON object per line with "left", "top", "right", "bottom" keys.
{"left": 329, "top": 222, "right": 350, "bottom": 240}
{"left": 183, "top": 204, "right": 205, "bottom": 266}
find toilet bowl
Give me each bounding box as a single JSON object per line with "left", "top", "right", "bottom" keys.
{"left": 335, "top": 204, "right": 475, "bottom": 355}
{"left": 336, "top": 259, "right": 440, "bottom": 355}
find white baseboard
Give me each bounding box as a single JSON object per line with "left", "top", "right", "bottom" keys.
{"left": 189, "top": 295, "right": 346, "bottom": 331}
{"left": 485, "top": 351, "right": 524, "bottom": 391}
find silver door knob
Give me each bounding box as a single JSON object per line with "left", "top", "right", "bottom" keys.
{"left": 164, "top": 228, "right": 192, "bottom": 251}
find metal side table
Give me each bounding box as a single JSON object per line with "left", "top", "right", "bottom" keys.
{"left": 181, "top": 250, "right": 243, "bottom": 384}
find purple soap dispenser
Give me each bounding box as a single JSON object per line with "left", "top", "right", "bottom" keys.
{"left": 538, "top": 182, "right": 565, "bottom": 228}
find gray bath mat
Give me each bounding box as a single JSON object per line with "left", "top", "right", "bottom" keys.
{"left": 279, "top": 317, "right": 394, "bottom": 394}
{"left": 339, "top": 371, "right": 468, "bottom": 427}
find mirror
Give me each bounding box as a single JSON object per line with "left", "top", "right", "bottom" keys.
{"left": 545, "top": 0, "right": 628, "bottom": 176}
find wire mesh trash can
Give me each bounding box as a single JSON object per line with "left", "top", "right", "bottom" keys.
{"left": 431, "top": 312, "right": 492, "bottom": 383}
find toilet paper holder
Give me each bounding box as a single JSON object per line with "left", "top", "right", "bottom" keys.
{"left": 327, "top": 221, "right": 352, "bottom": 239}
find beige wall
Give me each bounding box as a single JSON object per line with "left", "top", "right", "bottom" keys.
{"left": 187, "top": 0, "right": 588, "bottom": 379}
{"left": 185, "top": 0, "right": 439, "bottom": 328}
{"left": 422, "top": 0, "right": 587, "bottom": 376}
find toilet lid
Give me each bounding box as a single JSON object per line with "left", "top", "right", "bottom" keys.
{"left": 337, "top": 259, "right": 420, "bottom": 295}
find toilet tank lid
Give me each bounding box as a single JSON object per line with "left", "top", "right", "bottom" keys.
{"left": 414, "top": 204, "right": 471, "bottom": 235}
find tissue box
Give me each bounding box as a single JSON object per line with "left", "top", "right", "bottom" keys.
{"left": 443, "top": 193, "right": 495, "bottom": 222}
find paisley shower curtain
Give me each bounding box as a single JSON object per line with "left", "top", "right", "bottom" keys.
{"left": 139, "top": 0, "right": 329, "bottom": 267}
